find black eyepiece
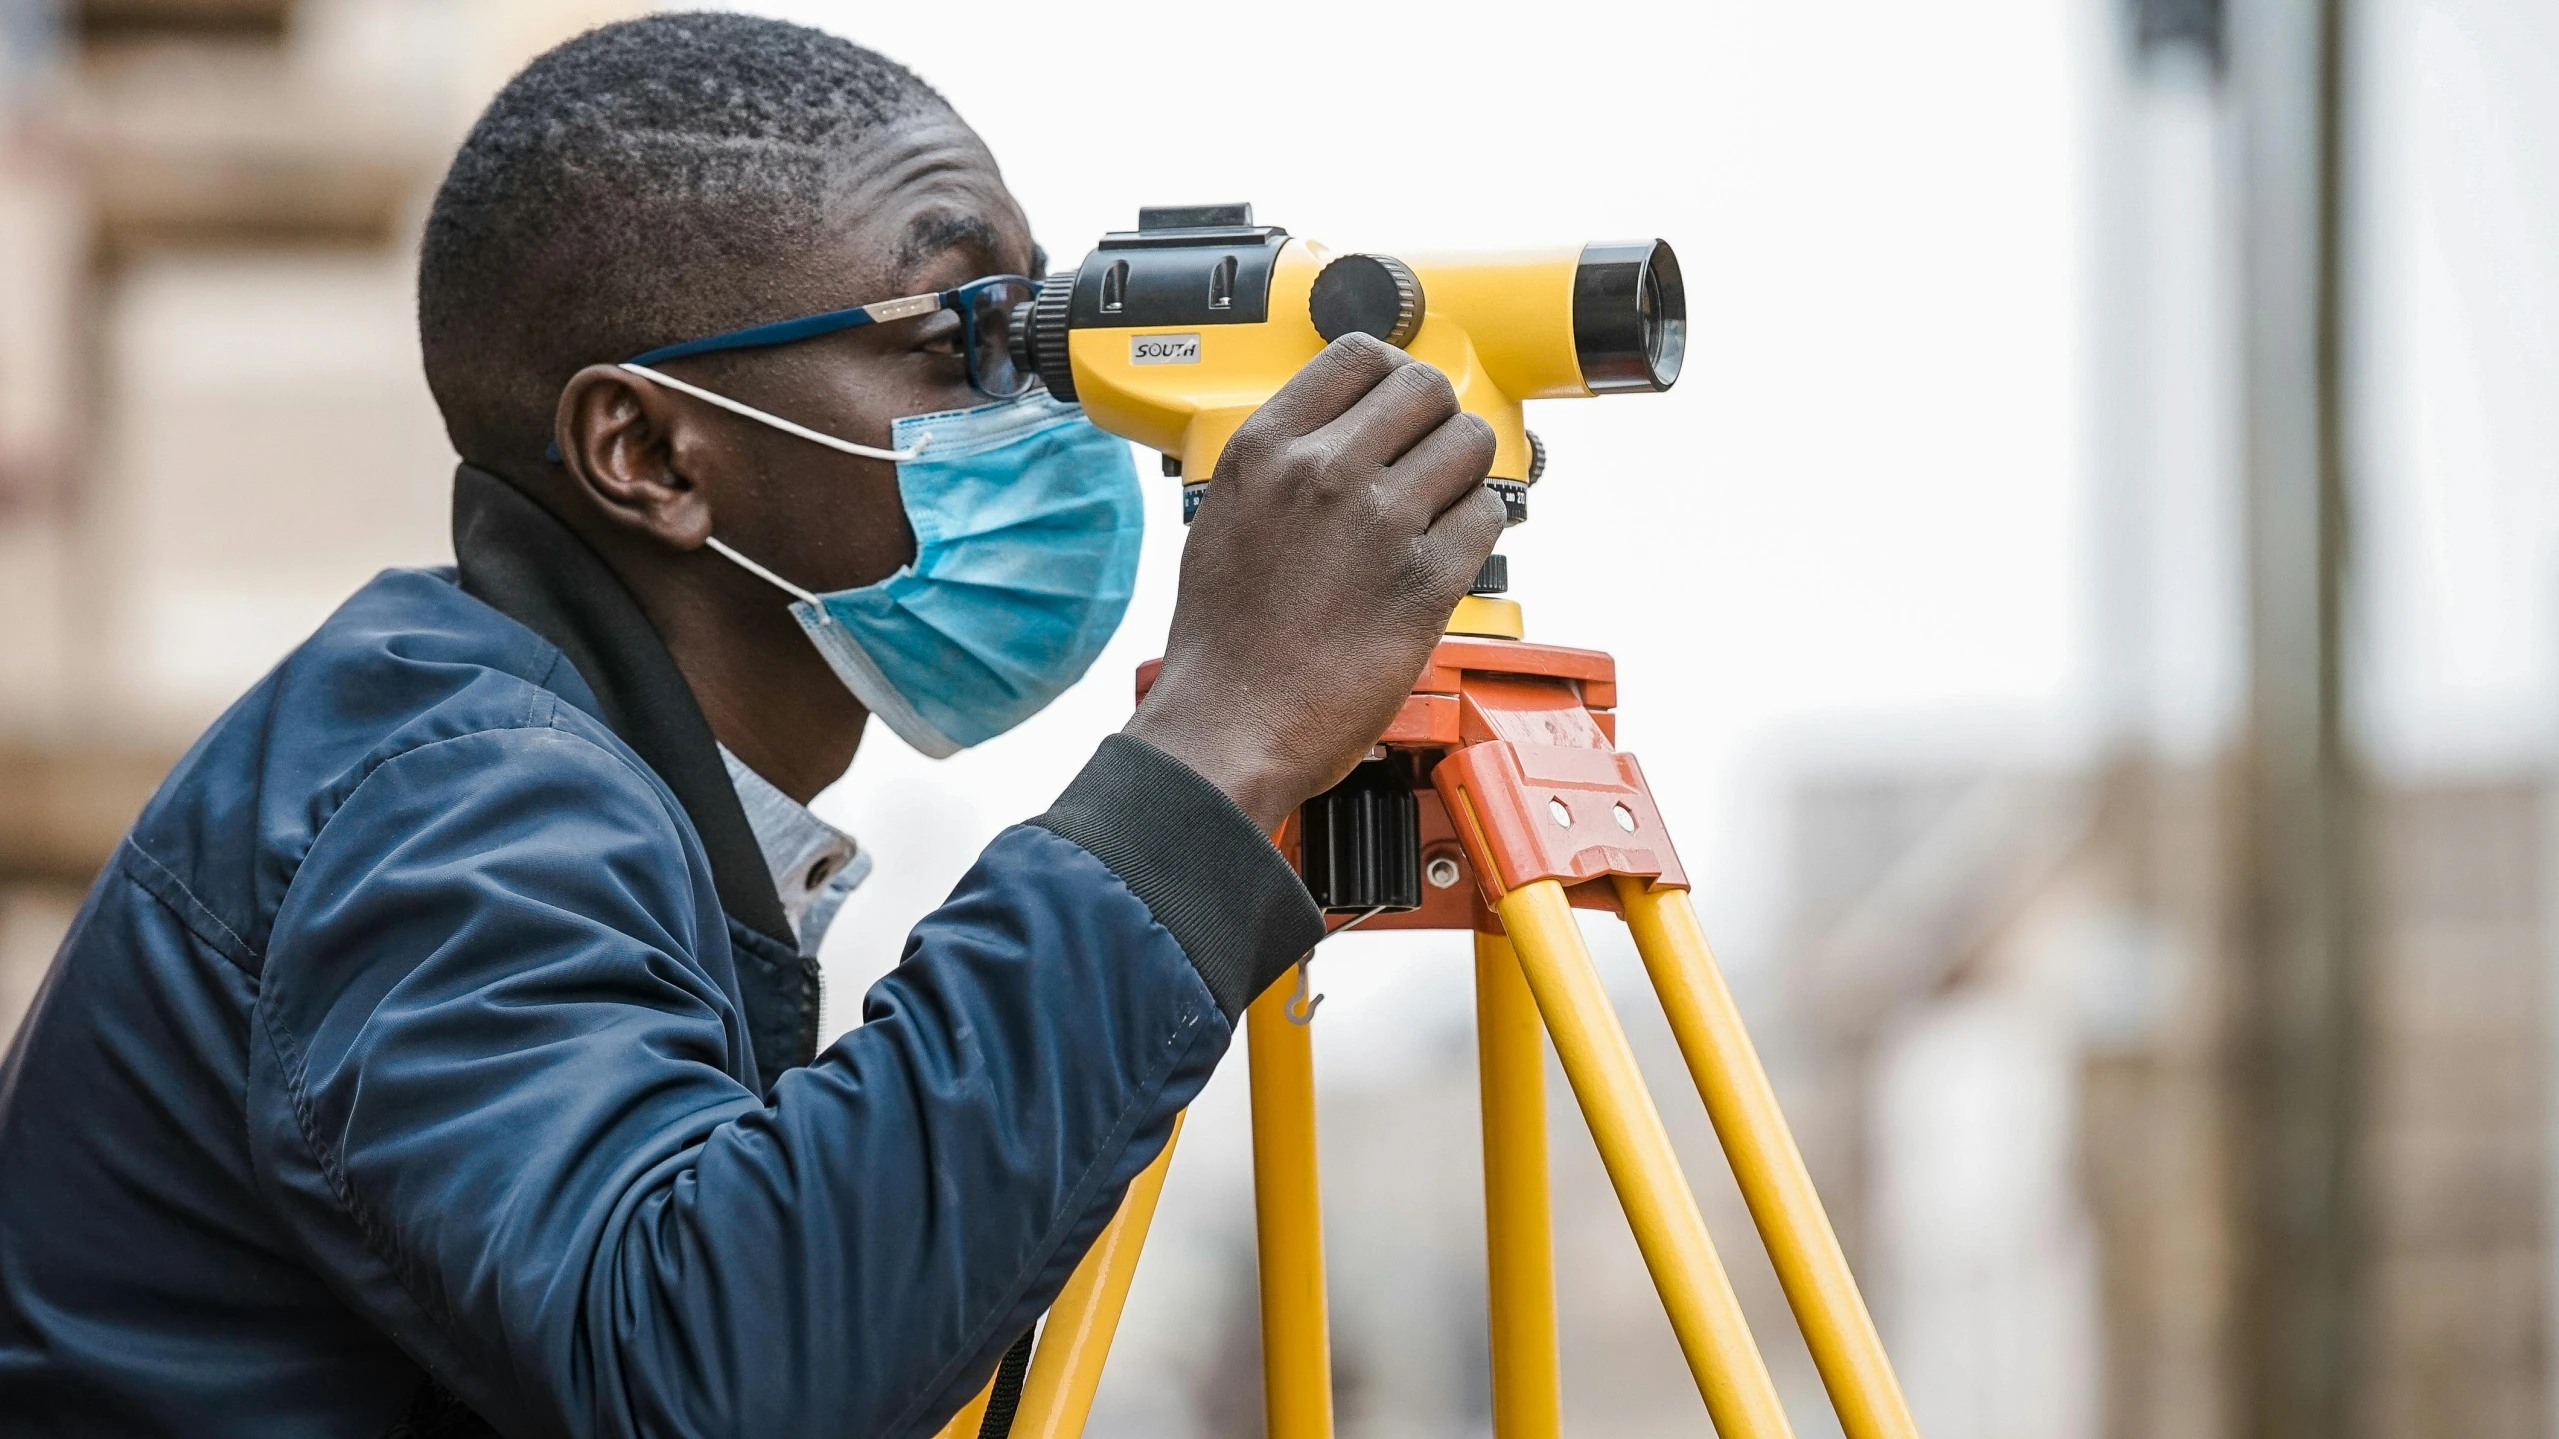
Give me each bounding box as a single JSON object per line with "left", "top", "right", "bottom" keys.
{"left": 1572, "top": 240, "right": 1684, "bottom": 393}
{"left": 1009, "top": 272, "right": 1079, "bottom": 402}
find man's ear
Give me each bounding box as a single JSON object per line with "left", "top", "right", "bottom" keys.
{"left": 553, "top": 364, "right": 718, "bottom": 550}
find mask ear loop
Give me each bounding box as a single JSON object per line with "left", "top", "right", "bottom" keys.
{"left": 638, "top": 358, "right": 929, "bottom": 631}
{"left": 701, "top": 535, "right": 839, "bottom": 625}
{"left": 619, "top": 362, "right": 933, "bottom": 462}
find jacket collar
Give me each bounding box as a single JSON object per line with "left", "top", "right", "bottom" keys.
{"left": 450, "top": 464, "right": 797, "bottom": 948}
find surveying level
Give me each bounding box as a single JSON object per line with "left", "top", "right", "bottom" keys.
{"left": 1008, "top": 202, "right": 1682, "bottom": 526}
{"left": 942, "top": 210, "right": 1919, "bottom": 1439}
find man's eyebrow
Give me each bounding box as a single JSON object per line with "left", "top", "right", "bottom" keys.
{"left": 895, "top": 212, "right": 1004, "bottom": 279}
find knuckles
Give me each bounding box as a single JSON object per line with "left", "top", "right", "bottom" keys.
{"left": 1317, "top": 332, "right": 1406, "bottom": 388}
{"left": 1268, "top": 335, "right": 1404, "bottom": 430}
{"left": 1224, "top": 344, "right": 1493, "bottom": 532}
{"left": 1280, "top": 433, "right": 1352, "bottom": 491}
{"left": 1219, "top": 418, "right": 1278, "bottom": 478}
{"left": 1386, "top": 359, "right": 1460, "bottom": 418}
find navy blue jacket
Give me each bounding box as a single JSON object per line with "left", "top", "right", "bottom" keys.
{"left": 0, "top": 468, "right": 1321, "bottom": 1438}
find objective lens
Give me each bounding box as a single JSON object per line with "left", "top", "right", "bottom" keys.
{"left": 1572, "top": 240, "right": 1685, "bottom": 393}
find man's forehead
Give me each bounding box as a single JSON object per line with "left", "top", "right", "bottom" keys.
{"left": 808, "top": 202, "right": 1026, "bottom": 300}
{"left": 820, "top": 119, "right": 1022, "bottom": 284}
{"left": 895, "top": 210, "right": 1006, "bottom": 278}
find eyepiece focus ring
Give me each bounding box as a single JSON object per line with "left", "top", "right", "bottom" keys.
{"left": 1573, "top": 240, "right": 1685, "bottom": 393}
{"left": 1012, "top": 272, "right": 1079, "bottom": 402}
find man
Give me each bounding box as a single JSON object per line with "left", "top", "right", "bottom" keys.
{"left": 0, "top": 13, "right": 1501, "bottom": 1439}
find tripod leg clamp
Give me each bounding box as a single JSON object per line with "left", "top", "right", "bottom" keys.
{"left": 1432, "top": 740, "right": 1688, "bottom": 905}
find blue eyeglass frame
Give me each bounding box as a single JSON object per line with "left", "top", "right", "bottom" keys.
{"left": 627, "top": 273, "right": 1042, "bottom": 400}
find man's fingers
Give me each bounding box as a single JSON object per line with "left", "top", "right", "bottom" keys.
{"left": 1418, "top": 479, "right": 1508, "bottom": 598}
{"left": 1314, "top": 356, "right": 1464, "bottom": 473}
{"left": 1424, "top": 474, "right": 1507, "bottom": 553}
{"left": 1247, "top": 334, "right": 1411, "bottom": 441}
{"left": 1381, "top": 410, "right": 1499, "bottom": 524}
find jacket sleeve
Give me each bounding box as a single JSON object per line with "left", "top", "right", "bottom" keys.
{"left": 247, "top": 722, "right": 1320, "bottom": 1439}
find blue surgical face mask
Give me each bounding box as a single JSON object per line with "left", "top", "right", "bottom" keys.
{"left": 627, "top": 363, "right": 1143, "bottom": 757}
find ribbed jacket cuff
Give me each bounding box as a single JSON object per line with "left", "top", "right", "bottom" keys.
{"left": 1032, "top": 734, "right": 1322, "bottom": 1022}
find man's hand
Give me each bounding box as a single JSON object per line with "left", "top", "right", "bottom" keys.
{"left": 1127, "top": 334, "right": 1505, "bottom": 834}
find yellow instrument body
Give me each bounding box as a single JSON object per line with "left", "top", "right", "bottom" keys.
{"left": 1054, "top": 238, "right": 1576, "bottom": 478}
{"left": 1063, "top": 240, "right": 1590, "bottom": 484}
{"left": 1019, "top": 208, "right": 1677, "bottom": 497}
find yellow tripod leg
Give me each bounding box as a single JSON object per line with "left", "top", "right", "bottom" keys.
{"left": 1495, "top": 880, "right": 1794, "bottom": 1437}
{"left": 1248, "top": 975, "right": 1335, "bottom": 1439}
{"left": 1615, "top": 878, "right": 1919, "bottom": 1439}
{"left": 1476, "top": 930, "right": 1561, "bottom": 1438}
{"left": 1007, "top": 1114, "right": 1184, "bottom": 1439}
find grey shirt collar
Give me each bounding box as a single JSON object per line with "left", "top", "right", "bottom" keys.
{"left": 718, "top": 746, "right": 869, "bottom": 958}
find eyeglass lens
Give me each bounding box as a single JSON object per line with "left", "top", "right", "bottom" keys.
{"left": 965, "top": 278, "right": 1040, "bottom": 398}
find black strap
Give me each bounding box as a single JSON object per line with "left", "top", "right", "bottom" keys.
{"left": 382, "top": 1379, "right": 498, "bottom": 1439}
{"left": 976, "top": 1329, "right": 1038, "bottom": 1439}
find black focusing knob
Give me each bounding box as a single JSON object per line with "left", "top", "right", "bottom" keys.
{"left": 1299, "top": 758, "right": 1422, "bottom": 914}
{"left": 1525, "top": 429, "right": 1547, "bottom": 485}
{"left": 1309, "top": 254, "right": 1425, "bottom": 349}
{"left": 1471, "top": 553, "right": 1510, "bottom": 595}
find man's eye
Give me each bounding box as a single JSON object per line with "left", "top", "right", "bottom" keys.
{"left": 912, "top": 313, "right": 965, "bottom": 356}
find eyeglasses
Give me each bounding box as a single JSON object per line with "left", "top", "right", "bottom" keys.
{"left": 625, "top": 274, "right": 1043, "bottom": 401}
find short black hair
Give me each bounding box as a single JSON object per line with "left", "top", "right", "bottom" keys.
{"left": 418, "top": 12, "right": 953, "bottom": 463}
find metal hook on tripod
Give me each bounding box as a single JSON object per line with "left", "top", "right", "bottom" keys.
{"left": 1283, "top": 959, "right": 1323, "bottom": 1026}
{"left": 1285, "top": 904, "right": 1390, "bottom": 1026}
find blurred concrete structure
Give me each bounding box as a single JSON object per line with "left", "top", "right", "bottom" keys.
{"left": 1767, "top": 1, "right": 2552, "bottom": 1435}
{"left": 1783, "top": 762, "right": 2549, "bottom": 1439}
{"left": 0, "top": 0, "right": 654, "bottom": 1040}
